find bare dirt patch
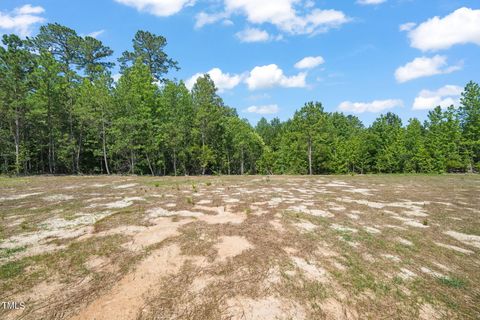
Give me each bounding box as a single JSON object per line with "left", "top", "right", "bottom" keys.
{"left": 71, "top": 244, "right": 191, "bottom": 320}
{"left": 214, "top": 236, "right": 252, "bottom": 262}
{"left": 1, "top": 175, "right": 479, "bottom": 320}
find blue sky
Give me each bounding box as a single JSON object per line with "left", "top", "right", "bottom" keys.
{"left": 1, "top": 0, "right": 479, "bottom": 126}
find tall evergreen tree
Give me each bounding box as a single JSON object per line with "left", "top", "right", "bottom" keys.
{"left": 119, "top": 30, "right": 178, "bottom": 82}
{"left": 458, "top": 81, "right": 480, "bottom": 171}
{"left": 0, "top": 35, "right": 36, "bottom": 174}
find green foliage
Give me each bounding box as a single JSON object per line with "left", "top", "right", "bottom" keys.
{"left": 118, "top": 30, "right": 178, "bottom": 82}
{"left": 438, "top": 276, "right": 467, "bottom": 289}
{"left": 458, "top": 81, "right": 480, "bottom": 171}
{"left": 0, "top": 23, "right": 478, "bottom": 176}
{"left": 0, "top": 261, "right": 25, "bottom": 279}
{"left": 0, "top": 246, "right": 26, "bottom": 259}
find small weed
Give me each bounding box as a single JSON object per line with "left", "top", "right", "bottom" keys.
{"left": 438, "top": 276, "right": 466, "bottom": 289}
{"left": 0, "top": 246, "right": 26, "bottom": 259}
{"left": 192, "top": 183, "right": 198, "bottom": 193}
{"left": 186, "top": 197, "right": 194, "bottom": 205}
{"left": 341, "top": 232, "right": 353, "bottom": 242}
{"left": 205, "top": 182, "right": 212, "bottom": 186}
{"left": 20, "top": 220, "right": 32, "bottom": 231}
{"left": 0, "top": 261, "right": 25, "bottom": 279}
{"left": 393, "top": 276, "right": 404, "bottom": 285}
{"left": 154, "top": 182, "right": 160, "bottom": 187}
{"left": 422, "top": 219, "right": 428, "bottom": 226}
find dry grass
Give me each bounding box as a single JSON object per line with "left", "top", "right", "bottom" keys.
{"left": 0, "top": 174, "right": 479, "bottom": 319}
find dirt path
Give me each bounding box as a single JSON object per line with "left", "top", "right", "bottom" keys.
{"left": 71, "top": 244, "right": 190, "bottom": 320}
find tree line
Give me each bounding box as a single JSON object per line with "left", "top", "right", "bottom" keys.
{"left": 0, "top": 23, "right": 479, "bottom": 176}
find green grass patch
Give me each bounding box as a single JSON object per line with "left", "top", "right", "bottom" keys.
{"left": 438, "top": 276, "right": 467, "bottom": 289}
{"left": 0, "top": 260, "right": 26, "bottom": 279}
{"left": 0, "top": 246, "right": 26, "bottom": 259}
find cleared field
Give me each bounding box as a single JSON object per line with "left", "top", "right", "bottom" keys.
{"left": 0, "top": 175, "right": 479, "bottom": 319}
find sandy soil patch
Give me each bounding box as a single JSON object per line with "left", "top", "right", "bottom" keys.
{"left": 397, "top": 237, "right": 413, "bottom": 246}
{"left": 101, "top": 197, "right": 145, "bottom": 209}
{"left": 125, "top": 218, "right": 193, "bottom": 251}
{"left": 42, "top": 212, "right": 113, "bottom": 230}
{"left": 434, "top": 242, "right": 474, "bottom": 254}
{"left": 194, "top": 205, "right": 246, "bottom": 224}
{"left": 364, "top": 226, "right": 381, "bottom": 234}
{"left": 214, "top": 236, "right": 252, "bottom": 262}
{"left": 331, "top": 224, "right": 357, "bottom": 233}
{"left": 420, "top": 267, "right": 444, "bottom": 278}
{"left": 42, "top": 194, "right": 74, "bottom": 202}
{"left": 288, "top": 205, "right": 334, "bottom": 218}
{"left": 338, "top": 197, "right": 385, "bottom": 209}
{"left": 294, "top": 220, "right": 317, "bottom": 232}
{"left": 226, "top": 296, "right": 305, "bottom": 320}
{"left": 147, "top": 207, "right": 203, "bottom": 218}
{"left": 346, "top": 188, "right": 374, "bottom": 196}
{"left": 444, "top": 230, "right": 480, "bottom": 249}
{"left": 71, "top": 244, "right": 190, "bottom": 320}
{"left": 113, "top": 183, "right": 138, "bottom": 189}
{"left": 0, "top": 227, "right": 91, "bottom": 255}
{"left": 0, "top": 192, "right": 43, "bottom": 201}
{"left": 419, "top": 303, "right": 442, "bottom": 320}
{"left": 267, "top": 197, "right": 283, "bottom": 207}
{"left": 224, "top": 198, "right": 240, "bottom": 203}
{"left": 392, "top": 216, "right": 428, "bottom": 228}
{"left": 196, "top": 199, "right": 212, "bottom": 205}
{"left": 398, "top": 268, "right": 416, "bottom": 280}
{"left": 269, "top": 220, "right": 285, "bottom": 232}
{"left": 320, "top": 298, "right": 357, "bottom": 320}
{"left": 291, "top": 256, "right": 328, "bottom": 282}
{"left": 382, "top": 254, "right": 401, "bottom": 262}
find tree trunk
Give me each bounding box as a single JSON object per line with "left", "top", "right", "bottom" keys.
{"left": 76, "top": 132, "right": 82, "bottom": 174}
{"left": 308, "top": 138, "right": 312, "bottom": 175}
{"left": 226, "top": 151, "right": 231, "bottom": 175}
{"left": 130, "top": 150, "right": 135, "bottom": 174}
{"left": 201, "top": 127, "right": 206, "bottom": 175}
{"left": 52, "top": 140, "right": 56, "bottom": 173}
{"left": 47, "top": 90, "right": 54, "bottom": 174}
{"left": 101, "top": 120, "right": 110, "bottom": 174}
{"left": 146, "top": 152, "right": 155, "bottom": 176}
{"left": 173, "top": 148, "right": 177, "bottom": 176}
{"left": 240, "top": 148, "right": 244, "bottom": 175}
{"left": 14, "top": 117, "right": 20, "bottom": 175}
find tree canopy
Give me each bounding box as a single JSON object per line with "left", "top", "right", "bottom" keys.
{"left": 1, "top": 24, "right": 479, "bottom": 175}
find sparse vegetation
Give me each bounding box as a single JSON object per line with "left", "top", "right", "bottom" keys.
{"left": 438, "top": 276, "right": 467, "bottom": 289}
{"left": 0, "top": 175, "right": 479, "bottom": 319}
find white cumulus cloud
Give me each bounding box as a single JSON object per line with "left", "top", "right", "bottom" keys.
{"left": 185, "top": 68, "right": 242, "bottom": 92}
{"left": 357, "top": 0, "right": 386, "bottom": 5}
{"left": 294, "top": 56, "right": 325, "bottom": 69}
{"left": 245, "top": 64, "right": 307, "bottom": 90}
{"left": 197, "top": 0, "right": 349, "bottom": 36}
{"left": 394, "top": 55, "right": 461, "bottom": 83}
{"left": 399, "top": 22, "right": 416, "bottom": 32}
{"left": 0, "top": 4, "right": 45, "bottom": 37}
{"left": 235, "top": 27, "right": 271, "bottom": 42}
{"left": 114, "top": 0, "right": 195, "bottom": 17}
{"left": 338, "top": 99, "right": 403, "bottom": 114}
{"left": 413, "top": 85, "right": 463, "bottom": 110}
{"left": 407, "top": 7, "right": 480, "bottom": 51}
{"left": 15, "top": 4, "right": 45, "bottom": 15}
{"left": 195, "top": 11, "right": 229, "bottom": 29}
{"left": 245, "top": 104, "right": 279, "bottom": 114}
